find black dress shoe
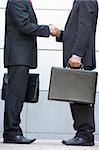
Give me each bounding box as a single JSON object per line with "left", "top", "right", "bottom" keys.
{"left": 62, "top": 136, "right": 94, "bottom": 146}
{"left": 4, "top": 135, "right": 36, "bottom": 144}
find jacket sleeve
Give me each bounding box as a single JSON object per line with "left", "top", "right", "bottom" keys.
{"left": 72, "top": 1, "right": 92, "bottom": 57}
{"left": 8, "top": 0, "right": 50, "bottom": 37}
{"left": 56, "top": 30, "right": 64, "bottom": 42}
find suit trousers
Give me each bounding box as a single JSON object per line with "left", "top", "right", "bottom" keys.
{"left": 3, "top": 65, "right": 29, "bottom": 138}
{"left": 70, "top": 66, "right": 95, "bottom": 140}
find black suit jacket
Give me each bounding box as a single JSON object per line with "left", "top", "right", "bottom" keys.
{"left": 4, "top": 0, "right": 50, "bottom": 68}
{"left": 57, "top": 0, "right": 98, "bottom": 69}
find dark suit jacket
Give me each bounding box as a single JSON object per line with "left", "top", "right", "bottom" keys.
{"left": 57, "top": 0, "right": 98, "bottom": 69}
{"left": 4, "top": 0, "right": 50, "bottom": 69}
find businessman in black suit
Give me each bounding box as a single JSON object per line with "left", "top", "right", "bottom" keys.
{"left": 51, "top": 0, "right": 98, "bottom": 146}
{"left": 3, "top": 0, "right": 59, "bottom": 144}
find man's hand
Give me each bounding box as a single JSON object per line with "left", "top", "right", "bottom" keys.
{"left": 68, "top": 55, "right": 81, "bottom": 68}
{"left": 49, "top": 24, "right": 60, "bottom": 37}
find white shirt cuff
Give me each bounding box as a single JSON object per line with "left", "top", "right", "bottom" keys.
{"left": 72, "top": 54, "right": 81, "bottom": 60}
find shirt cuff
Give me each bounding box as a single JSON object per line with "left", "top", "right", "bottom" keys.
{"left": 72, "top": 54, "right": 82, "bottom": 60}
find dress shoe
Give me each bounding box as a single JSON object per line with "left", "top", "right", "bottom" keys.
{"left": 62, "top": 136, "right": 94, "bottom": 146}
{"left": 4, "top": 135, "right": 36, "bottom": 144}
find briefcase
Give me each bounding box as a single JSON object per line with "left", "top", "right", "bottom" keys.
{"left": 48, "top": 67, "right": 98, "bottom": 104}
{"left": 1, "top": 73, "right": 39, "bottom": 103}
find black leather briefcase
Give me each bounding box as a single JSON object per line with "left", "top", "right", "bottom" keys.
{"left": 48, "top": 67, "right": 98, "bottom": 104}
{"left": 1, "top": 73, "right": 39, "bottom": 103}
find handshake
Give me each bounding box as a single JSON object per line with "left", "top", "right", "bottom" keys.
{"left": 49, "top": 24, "right": 61, "bottom": 37}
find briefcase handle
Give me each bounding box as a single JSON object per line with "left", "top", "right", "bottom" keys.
{"left": 67, "top": 63, "right": 84, "bottom": 70}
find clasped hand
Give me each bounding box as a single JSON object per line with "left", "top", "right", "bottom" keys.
{"left": 49, "top": 24, "right": 60, "bottom": 37}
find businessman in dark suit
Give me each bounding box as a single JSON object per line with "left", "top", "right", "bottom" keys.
{"left": 3, "top": 0, "right": 59, "bottom": 144}
{"left": 51, "top": 0, "right": 98, "bottom": 146}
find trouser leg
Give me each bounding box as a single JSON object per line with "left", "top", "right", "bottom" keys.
{"left": 4, "top": 65, "right": 29, "bottom": 137}
{"left": 70, "top": 103, "right": 95, "bottom": 140}
{"left": 70, "top": 66, "right": 95, "bottom": 141}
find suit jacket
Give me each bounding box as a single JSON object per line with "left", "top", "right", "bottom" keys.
{"left": 4, "top": 0, "right": 50, "bottom": 69}
{"left": 57, "top": 0, "right": 98, "bottom": 69}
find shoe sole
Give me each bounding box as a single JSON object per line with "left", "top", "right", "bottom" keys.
{"left": 3, "top": 138, "right": 36, "bottom": 144}
{"left": 62, "top": 140, "right": 94, "bottom": 146}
